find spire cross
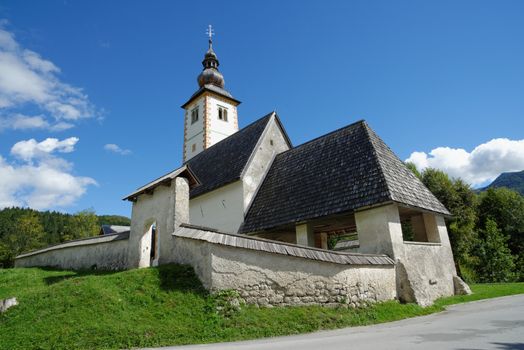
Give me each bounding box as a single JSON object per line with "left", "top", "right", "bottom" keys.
{"left": 206, "top": 24, "right": 215, "bottom": 43}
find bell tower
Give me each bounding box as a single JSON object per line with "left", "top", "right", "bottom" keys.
{"left": 181, "top": 25, "right": 241, "bottom": 162}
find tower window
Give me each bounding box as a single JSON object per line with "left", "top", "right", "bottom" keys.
{"left": 218, "top": 106, "right": 228, "bottom": 122}
{"left": 191, "top": 143, "right": 196, "bottom": 152}
{"left": 191, "top": 107, "right": 199, "bottom": 124}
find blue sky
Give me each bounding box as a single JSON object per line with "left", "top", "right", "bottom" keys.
{"left": 0, "top": 0, "right": 523, "bottom": 217}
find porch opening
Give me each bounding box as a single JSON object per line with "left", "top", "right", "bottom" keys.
{"left": 399, "top": 206, "right": 441, "bottom": 243}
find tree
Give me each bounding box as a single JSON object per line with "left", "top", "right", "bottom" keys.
{"left": 0, "top": 212, "right": 45, "bottom": 267}
{"left": 64, "top": 209, "right": 100, "bottom": 241}
{"left": 477, "top": 188, "right": 524, "bottom": 281}
{"left": 473, "top": 219, "right": 515, "bottom": 283}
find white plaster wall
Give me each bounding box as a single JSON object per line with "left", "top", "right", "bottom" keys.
{"left": 15, "top": 236, "right": 129, "bottom": 270}
{"left": 356, "top": 204, "right": 458, "bottom": 306}
{"left": 242, "top": 116, "right": 290, "bottom": 211}
{"left": 207, "top": 97, "right": 238, "bottom": 146}
{"left": 355, "top": 204, "right": 404, "bottom": 257}
{"left": 128, "top": 184, "right": 175, "bottom": 268}
{"left": 189, "top": 181, "right": 244, "bottom": 233}
{"left": 170, "top": 236, "right": 213, "bottom": 289}
{"left": 184, "top": 98, "right": 205, "bottom": 161}
{"left": 399, "top": 241, "right": 456, "bottom": 306}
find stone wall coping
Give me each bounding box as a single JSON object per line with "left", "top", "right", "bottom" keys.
{"left": 403, "top": 241, "right": 442, "bottom": 247}
{"left": 15, "top": 232, "right": 130, "bottom": 260}
{"left": 175, "top": 224, "right": 394, "bottom": 266}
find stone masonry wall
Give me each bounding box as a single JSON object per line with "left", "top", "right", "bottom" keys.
{"left": 173, "top": 235, "right": 396, "bottom": 307}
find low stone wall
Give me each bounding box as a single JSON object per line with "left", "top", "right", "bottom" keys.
{"left": 172, "top": 227, "right": 396, "bottom": 307}
{"left": 14, "top": 233, "right": 129, "bottom": 270}
{"left": 211, "top": 244, "right": 396, "bottom": 307}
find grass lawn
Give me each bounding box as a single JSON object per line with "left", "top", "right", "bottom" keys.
{"left": 1, "top": 264, "right": 523, "bottom": 350}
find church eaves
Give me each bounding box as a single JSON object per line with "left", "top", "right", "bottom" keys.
{"left": 240, "top": 120, "right": 450, "bottom": 234}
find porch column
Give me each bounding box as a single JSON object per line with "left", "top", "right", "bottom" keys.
{"left": 354, "top": 204, "right": 403, "bottom": 259}
{"left": 295, "top": 222, "right": 315, "bottom": 247}
{"left": 320, "top": 232, "right": 328, "bottom": 249}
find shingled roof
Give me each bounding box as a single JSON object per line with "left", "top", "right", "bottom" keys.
{"left": 187, "top": 112, "right": 277, "bottom": 198}
{"left": 240, "top": 120, "right": 449, "bottom": 234}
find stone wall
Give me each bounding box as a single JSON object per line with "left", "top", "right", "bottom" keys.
{"left": 14, "top": 233, "right": 129, "bottom": 270}
{"left": 172, "top": 232, "right": 396, "bottom": 307}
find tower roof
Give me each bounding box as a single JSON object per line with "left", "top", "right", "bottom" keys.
{"left": 197, "top": 25, "right": 225, "bottom": 88}
{"left": 182, "top": 26, "right": 239, "bottom": 109}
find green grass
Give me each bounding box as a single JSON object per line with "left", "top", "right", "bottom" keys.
{"left": 1, "top": 265, "right": 523, "bottom": 350}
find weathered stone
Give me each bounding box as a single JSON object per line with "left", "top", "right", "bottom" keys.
{"left": 258, "top": 297, "right": 269, "bottom": 305}
{"left": 453, "top": 276, "right": 472, "bottom": 295}
{"left": 0, "top": 297, "right": 18, "bottom": 313}
{"left": 269, "top": 296, "right": 283, "bottom": 304}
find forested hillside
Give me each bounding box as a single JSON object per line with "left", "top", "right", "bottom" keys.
{"left": 0, "top": 208, "right": 130, "bottom": 267}
{"left": 482, "top": 170, "right": 524, "bottom": 195}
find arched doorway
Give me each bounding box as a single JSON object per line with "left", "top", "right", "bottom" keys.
{"left": 139, "top": 219, "right": 159, "bottom": 267}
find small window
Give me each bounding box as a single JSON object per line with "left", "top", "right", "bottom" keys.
{"left": 191, "top": 143, "right": 196, "bottom": 152}
{"left": 218, "top": 106, "right": 228, "bottom": 122}
{"left": 270, "top": 139, "right": 274, "bottom": 146}
{"left": 191, "top": 107, "right": 199, "bottom": 124}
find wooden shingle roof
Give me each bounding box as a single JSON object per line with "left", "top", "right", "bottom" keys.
{"left": 240, "top": 120, "right": 449, "bottom": 234}
{"left": 187, "top": 112, "right": 277, "bottom": 198}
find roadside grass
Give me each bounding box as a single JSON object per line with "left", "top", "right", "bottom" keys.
{"left": 1, "top": 265, "right": 523, "bottom": 350}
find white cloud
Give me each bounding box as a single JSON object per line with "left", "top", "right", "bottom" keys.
{"left": 0, "top": 137, "right": 96, "bottom": 210}
{"left": 11, "top": 137, "right": 79, "bottom": 161}
{"left": 406, "top": 138, "right": 524, "bottom": 186}
{"left": 0, "top": 25, "right": 97, "bottom": 131}
{"left": 104, "top": 143, "right": 131, "bottom": 155}
{"left": 0, "top": 114, "right": 74, "bottom": 131}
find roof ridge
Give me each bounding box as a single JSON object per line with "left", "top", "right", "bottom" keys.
{"left": 361, "top": 122, "right": 393, "bottom": 201}
{"left": 277, "top": 119, "right": 366, "bottom": 157}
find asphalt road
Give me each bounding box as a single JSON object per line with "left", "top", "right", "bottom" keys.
{"left": 144, "top": 295, "right": 524, "bottom": 350}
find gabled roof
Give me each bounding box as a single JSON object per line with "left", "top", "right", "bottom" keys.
{"left": 187, "top": 112, "right": 290, "bottom": 198}
{"left": 240, "top": 120, "right": 449, "bottom": 234}
{"left": 123, "top": 165, "right": 199, "bottom": 201}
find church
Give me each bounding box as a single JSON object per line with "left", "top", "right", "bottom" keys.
{"left": 15, "top": 30, "right": 470, "bottom": 307}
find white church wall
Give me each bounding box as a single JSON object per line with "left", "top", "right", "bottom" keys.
{"left": 189, "top": 180, "right": 244, "bottom": 233}
{"left": 242, "top": 116, "right": 290, "bottom": 211}
{"left": 184, "top": 98, "right": 206, "bottom": 161}
{"left": 206, "top": 95, "right": 238, "bottom": 146}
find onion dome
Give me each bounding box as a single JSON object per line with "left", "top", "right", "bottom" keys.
{"left": 197, "top": 39, "right": 225, "bottom": 88}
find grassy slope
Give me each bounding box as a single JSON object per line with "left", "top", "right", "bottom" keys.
{"left": 1, "top": 265, "right": 523, "bottom": 350}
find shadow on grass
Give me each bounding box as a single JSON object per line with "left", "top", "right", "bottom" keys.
{"left": 157, "top": 264, "right": 209, "bottom": 295}
{"left": 41, "top": 266, "right": 122, "bottom": 285}
{"left": 41, "top": 263, "right": 209, "bottom": 296}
